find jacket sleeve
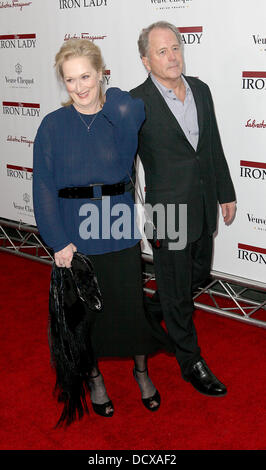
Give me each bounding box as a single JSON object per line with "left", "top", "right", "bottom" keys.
{"left": 206, "top": 84, "right": 236, "bottom": 204}
{"left": 33, "top": 116, "right": 72, "bottom": 252}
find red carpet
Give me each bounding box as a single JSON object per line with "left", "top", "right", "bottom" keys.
{"left": 0, "top": 252, "right": 266, "bottom": 451}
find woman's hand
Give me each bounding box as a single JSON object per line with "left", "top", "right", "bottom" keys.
{"left": 54, "top": 243, "right": 77, "bottom": 268}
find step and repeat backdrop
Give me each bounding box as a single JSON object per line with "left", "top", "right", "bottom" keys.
{"left": 0, "top": 0, "right": 265, "bottom": 284}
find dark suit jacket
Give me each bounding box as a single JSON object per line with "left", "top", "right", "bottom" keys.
{"left": 130, "top": 75, "right": 236, "bottom": 244}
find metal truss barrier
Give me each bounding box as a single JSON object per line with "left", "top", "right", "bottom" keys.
{"left": 0, "top": 218, "right": 53, "bottom": 265}
{"left": 142, "top": 253, "right": 266, "bottom": 329}
{"left": 1, "top": 218, "right": 265, "bottom": 328}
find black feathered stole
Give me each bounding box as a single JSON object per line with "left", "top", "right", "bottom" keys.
{"left": 48, "top": 252, "right": 103, "bottom": 427}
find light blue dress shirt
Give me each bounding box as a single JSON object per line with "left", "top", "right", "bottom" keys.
{"left": 150, "top": 73, "right": 199, "bottom": 151}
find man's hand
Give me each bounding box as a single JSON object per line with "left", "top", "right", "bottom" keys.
{"left": 54, "top": 243, "right": 77, "bottom": 268}
{"left": 220, "top": 201, "right": 236, "bottom": 224}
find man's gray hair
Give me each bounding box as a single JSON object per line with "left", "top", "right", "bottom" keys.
{"left": 138, "top": 21, "right": 182, "bottom": 58}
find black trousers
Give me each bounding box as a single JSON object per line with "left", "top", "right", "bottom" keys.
{"left": 147, "top": 223, "right": 213, "bottom": 378}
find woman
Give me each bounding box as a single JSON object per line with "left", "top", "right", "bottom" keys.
{"left": 33, "top": 39, "right": 161, "bottom": 422}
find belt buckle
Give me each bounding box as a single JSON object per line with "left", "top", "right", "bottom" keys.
{"left": 89, "top": 182, "right": 104, "bottom": 200}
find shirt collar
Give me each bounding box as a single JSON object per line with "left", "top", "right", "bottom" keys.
{"left": 150, "top": 73, "right": 191, "bottom": 101}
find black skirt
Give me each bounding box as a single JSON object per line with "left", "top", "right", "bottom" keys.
{"left": 88, "top": 243, "right": 160, "bottom": 358}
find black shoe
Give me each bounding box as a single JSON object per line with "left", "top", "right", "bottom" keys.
{"left": 91, "top": 400, "right": 114, "bottom": 418}
{"left": 133, "top": 368, "right": 161, "bottom": 412}
{"left": 89, "top": 372, "right": 114, "bottom": 417}
{"left": 186, "top": 359, "right": 227, "bottom": 397}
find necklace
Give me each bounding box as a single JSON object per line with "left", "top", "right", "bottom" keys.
{"left": 75, "top": 107, "right": 99, "bottom": 132}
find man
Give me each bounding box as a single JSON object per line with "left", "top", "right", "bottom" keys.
{"left": 130, "top": 21, "right": 236, "bottom": 396}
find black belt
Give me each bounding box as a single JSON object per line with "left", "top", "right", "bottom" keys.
{"left": 58, "top": 182, "right": 130, "bottom": 200}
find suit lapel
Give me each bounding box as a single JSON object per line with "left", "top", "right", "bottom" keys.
{"left": 144, "top": 75, "right": 204, "bottom": 152}
{"left": 143, "top": 76, "right": 189, "bottom": 141}
{"left": 184, "top": 75, "right": 204, "bottom": 149}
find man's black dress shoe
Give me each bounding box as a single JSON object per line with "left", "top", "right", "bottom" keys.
{"left": 186, "top": 359, "right": 227, "bottom": 397}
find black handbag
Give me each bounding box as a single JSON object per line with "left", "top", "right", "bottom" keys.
{"left": 48, "top": 252, "right": 103, "bottom": 427}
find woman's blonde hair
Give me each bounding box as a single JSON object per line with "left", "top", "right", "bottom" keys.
{"left": 54, "top": 38, "right": 105, "bottom": 107}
